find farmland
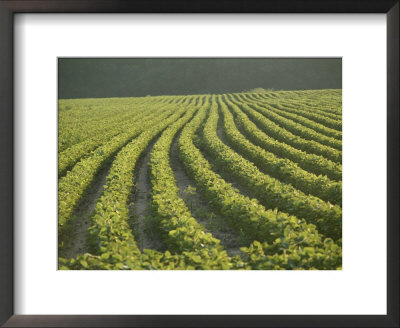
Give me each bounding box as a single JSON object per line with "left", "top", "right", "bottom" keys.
{"left": 58, "top": 89, "right": 342, "bottom": 270}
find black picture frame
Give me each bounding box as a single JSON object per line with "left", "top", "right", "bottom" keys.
{"left": 0, "top": 1, "right": 398, "bottom": 327}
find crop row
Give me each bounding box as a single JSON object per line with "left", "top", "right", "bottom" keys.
{"left": 251, "top": 92, "right": 342, "bottom": 126}
{"left": 258, "top": 90, "right": 342, "bottom": 116}
{"left": 244, "top": 94, "right": 342, "bottom": 136}
{"left": 197, "top": 97, "right": 342, "bottom": 241}
{"left": 227, "top": 95, "right": 342, "bottom": 163}
{"left": 286, "top": 93, "right": 342, "bottom": 115}
{"left": 252, "top": 93, "right": 342, "bottom": 126}
{"left": 58, "top": 97, "right": 165, "bottom": 152}
{"left": 58, "top": 105, "right": 172, "bottom": 178}
{"left": 150, "top": 105, "right": 228, "bottom": 253}
{"left": 86, "top": 105, "right": 188, "bottom": 262}
{"left": 58, "top": 104, "right": 178, "bottom": 246}
{"left": 60, "top": 100, "right": 237, "bottom": 270}
{"left": 257, "top": 91, "right": 342, "bottom": 118}
{"left": 218, "top": 96, "right": 342, "bottom": 205}
{"left": 177, "top": 98, "right": 341, "bottom": 269}
{"left": 223, "top": 96, "right": 342, "bottom": 181}
{"left": 59, "top": 247, "right": 240, "bottom": 270}
{"left": 58, "top": 95, "right": 191, "bottom": 148}
{"left": 58, "top": 92, "right": 342, "bottom": 270}
{"left": 234, "top": 94, "right": 342, "bottom": 151}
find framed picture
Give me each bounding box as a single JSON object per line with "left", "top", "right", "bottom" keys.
{"left": 0, "top": 0, "right": 398, "bottom": 327}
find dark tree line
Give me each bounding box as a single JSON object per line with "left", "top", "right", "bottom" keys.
{"left": 58, "top": 58, "right": 341, "bottom": 99}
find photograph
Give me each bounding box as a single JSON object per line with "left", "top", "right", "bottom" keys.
{"left": 58, "top": 58, "right": 342, "bottom": 270}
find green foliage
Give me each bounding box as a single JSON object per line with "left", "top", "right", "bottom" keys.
{"left": 58, "top": 104, "right": 172, "bottom": 178}
{"left": 223, "top": 96, "right": 342, "bottom": 181}
{"left": 251, "top": 93, "right": 342, "bottom": 131}
{"left": 176, "top": 98, "right": 341, "bottom": 269}
{"left": 228, "top": 94, "right": 342, "bottom": 163}
{"left": 240, "top": 237, "right": 341, "bottom": 270}
{"left": 59, "top": 247, "right": 243, "bottom": 270}
{"left": 240, "top": 93, "right": 342, "bottom": 144}
{"left": 149, "top": 105, "right": 227, "bottom": 254}
{"left": 86, "top": 105, "right": 188, "bottom": 257}
{"left": 198, "top": 97, "right": 342, "bottom": 241}
{"left": 218, "top": 96, "right": 342, "bottom": 205}
{"left": 58, "top": 89, "right": 342, "bottom": 270}
{"left": 58, "top": 102, "right": 180, "bottom": 249}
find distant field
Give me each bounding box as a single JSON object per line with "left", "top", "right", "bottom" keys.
{"left": 58, "top": 89, "right": 342, "bottom": 270}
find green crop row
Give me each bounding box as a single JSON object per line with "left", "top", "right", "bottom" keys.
{"left": 255, "top": 91, "right": 342, "bottom": 118}
{"left": 249, "top": 92, "right": 342, "bottom": 129}
{"left": 58, "top": 95, "right": 187, "bottom": 151}
{"left": 58, "top": 105, "right": 172, "bottom": 178}
{"left": 218, "top": 96, "right": 342, "bottom": 205}
{"left": 287, "top": 93, "right": 342, "bottom": 115}
{"left": 60, "top": 100, "right": 238, "bottom": 270}
{"left": 58, "top": 105, "right": 177, "bottom": 247}
{"left": 59, "top": 246, "right": 241, "bottom": 270}
{"left": 58, "top": 91, "right": 342, "bottom": 270}
{"left": 149, "top": 105, "right": 229, "bottom": 254}
{"left": 198, "top": 98, "right": 342, "bottom": 241}
{"left": 256, "top": 92, "right": 342, "bottom": 120}
{"left": 86, "top": 105, "right": 188, "bottom": 259}
{"left": 59, "top": 97, "right": 161, "bottom": 152}
{"left": 228, "top": 95, "right": 342, "bottom": 163}
{"left": 234, "top": 94, "right": 342, "bottom": 151}
{"left": 177, "top": 98, "right": 341, "bottom": 269}
{"left": 223, "top": 96, "right": 342, "bottom": 181}
{"left": 252, "top": 93, "right": 342, "bottom": 127}
{"left": 245, "top": 94, "right": 342, "bottom": 137}
{"left": 240, "top": 239, "right": 341, "bottom": 270}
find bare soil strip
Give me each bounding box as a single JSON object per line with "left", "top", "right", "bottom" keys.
{"left": 59, "top": 164, "right": 110, "bottom": 259}
{"left": 191, "top": 106, "right": 253, "bottom": 202}
{"left": 205, "top": 115, "right": 256, "bottom": 201}
{"left": 130, "top": 137, "right": 166, "bottom": 252}
{"left": 170, "top": 132, "right": 245, "bottom": 257}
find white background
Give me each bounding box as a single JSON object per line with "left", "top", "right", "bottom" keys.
{"left": 14, "top": 14, "right": 387, "bottom": 315}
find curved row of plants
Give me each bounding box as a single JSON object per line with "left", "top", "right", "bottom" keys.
{"left": 86, "top": 105, "right": 189, "bottom": 257}
{"left": 177, "top": 98, "right": 341, "bottom": 269}
{"left": 256, "top": 92, "right": 343, "bottom": 120}
{"left": 217, "top": 96, "right": 342, "bottom": 205}
{"left": 58, "top": 96, "right": 167, "bottom": 152}
{"left": 234, "top": 94, "right": 342, "bottom": 151}
{"left": 58, "top": 104, "right": 178, "bottom": 247}
{"left": 59, "top": 109, "right": 141, "bottom": 153}
{"left": 251, "top": 93, "right": 342, "bottom": 126}
{"left": 281, "top": 92, "right": 342, "bottom": 115}
{"left": 227, "top": 95, "right": 342, "bottom": 163}
{"left": 149, "top": 105, "right": 228, "bottom": 254}
{"left": 243, "top": 93, "right": 342, "bottom": 136}
{"left": 59, "top": 100, "right": 238, "bottom": 270}
{"left": 58, "top": 92, "right": 342, "bottom": 270}
{"left": 223, "top": 96, "right": 342, "bottom": 181}
{"left": 59, "top": 248, "right": 240, "bottom": 270}
{"left": 197, "top": 98, "right": 342, "bottom": 241}
{"left": 58, "top": 105, "right": 173, "bottom": 178}
{"left": 257, "top": 90, "right": 342, "bottom": 117}
{"left": 250, "top": 92, "right": 342, "bottom": 129}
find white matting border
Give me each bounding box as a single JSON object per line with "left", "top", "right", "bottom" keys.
{"left": 14, "top": 14, "right": 386, "bottom": 315}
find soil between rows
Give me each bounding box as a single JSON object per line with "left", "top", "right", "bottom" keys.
{"left": 59, "top": 110, "right": 264, "bottom": 260}
{"left": 170, "top": 131, "right": 244, "bottom": 257}
{"left": 59, "top": 164, "right": 110, "bottom": 259}
{"left": 202, "top": 109, "right": 256, "bottom": 201}
{"left": 130, "top": 136, "right": 166, "bottom": 252}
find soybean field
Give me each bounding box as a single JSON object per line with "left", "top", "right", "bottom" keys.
{"left": 58, "top": 89, "right": 342, "bottom": 270}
